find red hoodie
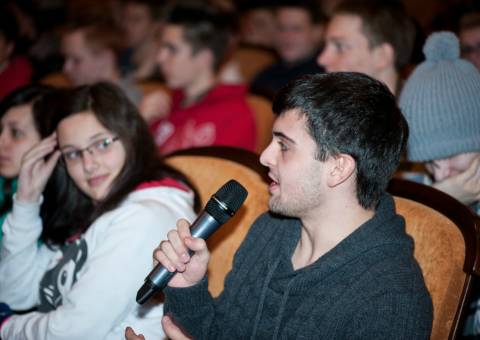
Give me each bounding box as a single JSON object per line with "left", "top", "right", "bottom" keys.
{"left": 150, "top": 84, "right": 256, "bottom": 154}
{"left": 0, "top": 56, "right": 32, "bottom": 100}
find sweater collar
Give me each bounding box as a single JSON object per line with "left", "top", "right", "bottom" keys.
{"left": 271, "top": 194, "right": 410, "bottom": 293}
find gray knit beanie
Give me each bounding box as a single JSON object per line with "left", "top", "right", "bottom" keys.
{"left": 399, "top": 31, "right": 480, "bottom": 162}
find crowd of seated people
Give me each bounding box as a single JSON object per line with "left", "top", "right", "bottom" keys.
{"left": 0, "top": 0, "right": 480, "bottom": 338}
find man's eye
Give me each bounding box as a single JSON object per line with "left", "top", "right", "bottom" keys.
{"left": 278, "top": 141, "right": 288, "bottom": 151}
{"left": 333, "top": 41, "right": 347, "bottom": 53}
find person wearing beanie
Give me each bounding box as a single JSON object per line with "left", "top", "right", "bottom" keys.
{"left": 399, "top": 31, "right": 480, "bottom": 216}
{"left": 399, "top": 31, "right": 480, "bottom": 337}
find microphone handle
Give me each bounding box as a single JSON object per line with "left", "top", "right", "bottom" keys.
{"left": 137, "top": 212, "right": 221, "bottom": 303}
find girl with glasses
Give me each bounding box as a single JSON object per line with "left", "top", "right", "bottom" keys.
{"left": 0, "top": 82, "right": 198, "bottom": 339}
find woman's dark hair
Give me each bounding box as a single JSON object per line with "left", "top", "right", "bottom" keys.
{"left": 37, "top": 82, "right": 199, "bottom": 245}
{"left": 0, "top": 84, "right": 55, "bottom": 217}
{"left": 0, "top": 84, "right": 55, "bottom": 123}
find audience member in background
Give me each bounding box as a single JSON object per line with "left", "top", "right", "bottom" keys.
{"left": 237, "top": 1, "right": 277, "bottom": 49}
{"left": 217, "top": 1, "right": 278, "bottom": 84}
{"left": 317, "top": 0, "right": 343, "bottom": 18}
{"left": 459, "top": 11, "right": 480, "bottom": 70}
{"left": 120, "top": 0, "right": 163, "bottom": 80}
{"left": 61, "top": 21, "right": 142, "bottom": 105}
{"left": 0, "top": 85, "right": 54, "bottom": 243}
{"left": 0, "top": 82, "right": 197, "bottom": 339}
{"left": 318, "top": 0, "right": 415, "bottom": 95}
{"left": 0, "top": 6, "right": 33, "bottom": 100}
{"left": 148, "top": 2, "right": 256, "bottom": 154}
{"left": 399, "top": 31, "right": 480, "bottom": 338}
{"left": 126, "top": 72, "right": 432, "bottom": 340}
{"left": 400, "top": 31, "right": 480, "bottom": 215}
{"left": 67, "top": 0, "right": 124, "bottom": 29}
{"left": 250, "top": 0, "right": 325, "bottom": 100}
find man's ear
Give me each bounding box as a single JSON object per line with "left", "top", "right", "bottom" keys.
{"left": 372, "top": 42, "right": 395, "bottom": 71}
{"left": 327, "top": 153, "right": 356, "bottom": 187}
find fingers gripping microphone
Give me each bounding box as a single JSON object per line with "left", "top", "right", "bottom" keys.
{"left": 136, "top": 180, "right": 248, "bottom": 304}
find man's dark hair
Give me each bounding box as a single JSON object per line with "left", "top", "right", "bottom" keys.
{"left": 275, "top": 0, "right": 327, "bottom": 24}
{"left": 64, "top": 22, "right": 124, "bottom": 60}
{"left": 123, "top": 0, "right": 164, "bottom": 20}
{"left": 460, "top": 11, "right": 480, "bottom": 31}
{"left": 333, "top": 0, "right": 415, "bottom": 72}
{"left": 273, "top": 72, "right": 408, "bottom": 209}
{"left": 163, "top": 2, "right": 233, "bottom": 70}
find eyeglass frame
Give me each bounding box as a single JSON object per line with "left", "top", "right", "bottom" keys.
{"left": 59, "top": 136, "right": 120, "bottom": 166}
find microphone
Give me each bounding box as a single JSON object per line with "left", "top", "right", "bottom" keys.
{"left": 136, "top": 179, "right": 248, "bottom": 304}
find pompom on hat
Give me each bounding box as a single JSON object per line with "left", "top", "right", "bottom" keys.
{"left": 399, "top": 31, "right": 480, "bottom": 162}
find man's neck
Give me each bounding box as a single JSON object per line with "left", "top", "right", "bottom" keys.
{"left": 99, "top": 64, "right": 122, "bottom": 84}
{"left": 376, "top": 68, "right": 399, "bottom": 96}
{"left": 182, "top": 72, "right": 216, "bottom": 108}
{"left": 291, "top": 198, "right": 374, "bottom": 270}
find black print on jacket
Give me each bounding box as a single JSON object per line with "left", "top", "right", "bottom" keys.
{"left": 38, "top": 239, "right": 88, "bottom": 312}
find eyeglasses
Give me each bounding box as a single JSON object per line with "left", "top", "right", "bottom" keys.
{"left": 60, "top": 136, "right": 120, "bottom": 165}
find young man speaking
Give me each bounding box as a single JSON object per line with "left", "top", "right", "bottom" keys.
{"left": 128, "top": 72, "right": 433, "bottom": 339}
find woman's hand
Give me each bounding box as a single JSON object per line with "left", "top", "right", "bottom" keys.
{"left": 16, "top": 133, "right": 61, "bottom": 203}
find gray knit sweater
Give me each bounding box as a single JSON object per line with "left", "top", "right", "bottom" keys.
{"left": 164, "top": 194, "right": 433, "bottom": 339}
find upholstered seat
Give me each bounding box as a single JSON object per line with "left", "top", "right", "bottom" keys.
{"left": 389, "top": 178, "right": 480, "bottom": 339}
{"left": 165, "top": 146, "right": 269, "bottom": 296}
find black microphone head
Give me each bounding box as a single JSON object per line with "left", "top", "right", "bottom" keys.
{"left": 205, "top": 180, "right": 248, "bottom": 224}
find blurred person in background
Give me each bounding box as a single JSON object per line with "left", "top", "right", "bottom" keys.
{"left": 61, "top": 21, "right": 142, "bottom": 105}
{"left": 459, "top": 11, "right": 480, "bottom": 70}
{"left": 0, "top": 6, "right": 33, "bottom": 101}
{"left": 148, "top": 2, "right": 256, "bottom": 153}
{"left": 400, "top": 31, "right": 480, "bottom": 216}
{"left": 237, "top": 0, "right": 277, "bottom": 49}
{"left": 0, "top": 85, "right": 54, "bottom": 243}
{"left": 318, "top": 0, "right": 415, "bottom": 95}
{"left": 399, "top": 30, "right": 480, "bottom": 338}
{"left": 216, "top": 0, "right": 278, "bottom": 85}
{"left": 120, "top": 0, "right": 164, "bottom": 80}
{"left": 250, "top": 0, "right": 325, "bottom": 99}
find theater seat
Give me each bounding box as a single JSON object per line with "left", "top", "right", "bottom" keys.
{"left": 165, "top": 146, "right": 269, "bottom": 296}
{"left": 388, "top": 178, "right": 480, "bottom": 339}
